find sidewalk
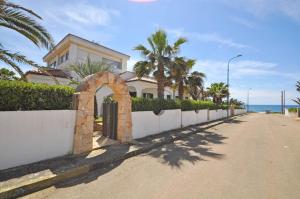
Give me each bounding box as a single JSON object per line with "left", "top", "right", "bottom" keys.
{"left": 0, "top": 118, "right": 232, "bottom": 199}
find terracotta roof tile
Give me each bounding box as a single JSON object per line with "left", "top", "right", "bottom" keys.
{"left": 25, "top": 68, "right": 70, "bottom": 79}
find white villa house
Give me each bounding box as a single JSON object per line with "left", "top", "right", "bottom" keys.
{"left": 25, "top": 34, "right": 188, "bottom": 114}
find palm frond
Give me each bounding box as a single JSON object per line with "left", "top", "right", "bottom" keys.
{"left": 2, "top": 1, "right": 42, "bottom": 19}
{"left": 0, "top": 47, "right": 60, "bottom": 83}
{"left": 68, "top": 57, "right": 112, "bottom": 80}
{"left": 133, "top": 61, "right": 153, "bottom": 78}
{"left": 296, "top": 81, "right": 300, "bottom": 92}
{"left": 1, "top": 7, "right": 54, "bottom": 49}
{"left": 151, "top": 30, "right": 167, "bottom": 55}
{"left": 293, "top": 98, "right": 300, "bottom": 105}
{"left": 147, "top": 37, "right": 156, "bottom": 53}
{"left": 133, "top": 44, "right": 151, "bottom": 58}
{"left": 173, "top": 37, "right": 187, "bottom": 53}
{"left": 0, "top": 52, "right": 24, "bottom": 77}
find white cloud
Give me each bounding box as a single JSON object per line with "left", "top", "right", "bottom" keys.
{"left": 166, "top": 28, "right": 251, "bottom": 49}
{"left": 280, "top": 0, "right": 300, "bottom": 22}
{"left": 46, "top": 2, "right": 120, "bottom": 27}
{"left": 224, "top": 0, "right": 300, "bottom": 22}
{"left": 231, "top": 17, "right": 256, "bottom": 29}
{"left": 64, "top": 3, "right": 119, "bottom": 26}
{"left": 196, "top": 59, "right": 279, "bottom": 79}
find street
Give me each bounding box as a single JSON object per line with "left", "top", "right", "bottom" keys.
{"left": 22, "top": 113, "right": 300, "bottom": 199}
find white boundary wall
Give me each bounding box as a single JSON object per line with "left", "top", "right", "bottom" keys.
{"left": 222, "top": 110, "right": 228, "bottom": 118}
{"left": 159, "top": 109, "right": 181, "bottom": 132}
{"left": 132, "top": 109, "right": 181, "bottom": 139}
{"left": 234, "top": 109, "right": 246, "bottom": 115}
{"left": 0, "top": 108, "right": 247, "bottom": 170}
{"left": 209, "top": 109, "right": 223, "bottom": 121}
{"left": 133, "top": 108, "right": 248, "bottom": 139}
{"left": 0, "top": 110, "right": 76, "bottom": 170}
{"left": 197, "top": 109, "right": 209, "bottom": 124}
{"left": 182, "top": 109, "right": 208, "bottom": 127}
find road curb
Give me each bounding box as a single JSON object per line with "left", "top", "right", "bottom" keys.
{"left": 0, "top": 117, "right": 237, "bottom": 199}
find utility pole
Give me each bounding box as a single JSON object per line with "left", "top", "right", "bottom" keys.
{"left": 281, "top": 91, "right": 284, "bottom": 114}
{"left": 247, "top": 88, "right": 251, "bottom": 113}
{"left": 283, "top": 90, "right": 286, "bottom": 114}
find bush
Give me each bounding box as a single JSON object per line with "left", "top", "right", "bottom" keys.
{"left": 132, "top": 98, "right": 221, "bottom": 112}
{"left": 288, "top": 108, "right": 298, "bottom": 113}
{"left": 181, "top": 99, "right": 219, "bottom": 111}
{"left": 132, "top": 97, "right": 181, "bottom": 113}
{"left": 0, "top": 80, "right": 75, "bottom": 111}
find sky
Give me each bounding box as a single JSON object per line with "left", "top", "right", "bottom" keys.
{"left": 1, "top": 0, "right": 300, "bottom": 105}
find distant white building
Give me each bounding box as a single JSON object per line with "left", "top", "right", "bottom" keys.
{"left": 25, "top": 34, "right": 188, "bottom": 114}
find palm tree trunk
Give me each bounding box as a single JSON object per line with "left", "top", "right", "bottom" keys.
{"left": 157, "top": 63, "right": 165, "bottom": 99}
{"left": 178, "top": 79, "right": 184, "bottom": 100}
{"left": 191, "top": 90, "right": 197, "bottom": 100}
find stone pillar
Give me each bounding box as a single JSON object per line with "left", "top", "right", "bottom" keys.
{"left": 73, "top": 92, "right": 94, "bottom": 154}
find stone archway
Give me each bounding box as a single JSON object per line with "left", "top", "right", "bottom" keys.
{"left": 72, "top": 72, "right": 132, "bottom": 154}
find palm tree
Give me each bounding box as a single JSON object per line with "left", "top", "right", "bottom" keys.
{"left": 133, "top": 29, "right": 187, "bottom": 99}
{"left": 207, "top": 82, "right": 229, "bottom": 105}
{"left": 230, "top": 98, "right": 244, "bottom": 108}
{"left": 0, "top": 0, "right": 54, "bottom": 79}
{"left": 68, "top": 56, "right": 113, "bottom": 80}
{"left": 186, "top": 71, "right": 206, "bottom": 100}
{"left": 0, "top": 67, "right": 18, "bottom": 80}
{"left": 169, "top": 57, "right": 195, "bottom": 100}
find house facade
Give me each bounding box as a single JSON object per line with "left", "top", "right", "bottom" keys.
{"left": 25, "top": 34, "right": 188, "bottom": 114}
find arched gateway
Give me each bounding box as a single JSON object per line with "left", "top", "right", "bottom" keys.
{"left": 72, "top": 72, "right": 132, "bottom": 154}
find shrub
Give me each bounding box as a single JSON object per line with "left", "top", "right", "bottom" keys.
{"left": 132, "top": 98, "right": 221, "bottom": 112}
{"left": 288, "top": 107, "right": 298, "bottom": 113}
{"left": 0, "top": 80, "right": 75, "bottom": 111}
{"left": 181, "top": 99, "right": 218, "bottom": 111}
{"left": 132, "top": 97, "right": 181, "bottom": 113}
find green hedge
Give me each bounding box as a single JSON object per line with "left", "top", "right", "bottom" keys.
{"left": 132, "top": 98, "right": 181, "bottom": 113}
{"left": 181, "top": 100, "right": 218, "bottom": 111}
{"left": 132, "top": 98, "right": 224, "bottom": 112}
{"left": 0, "top": 80, "right": 75, "bottom": 111}
{"left": 288, "top": 107, "right": 298, "bottom": 113}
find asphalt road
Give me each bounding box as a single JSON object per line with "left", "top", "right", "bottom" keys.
{"left": 22, "top": 113, "right": 300, "bottom": 199}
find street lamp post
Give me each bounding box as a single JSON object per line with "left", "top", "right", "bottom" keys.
{"left": 227, "top": 54, "right": 242, "bottom": 118}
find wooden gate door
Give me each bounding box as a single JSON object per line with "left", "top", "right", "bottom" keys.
{"left": 102, "top": 102, "right": 118, "bottom": 140}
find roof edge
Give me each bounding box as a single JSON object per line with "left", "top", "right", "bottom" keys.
{"left": 43, "top": 34, "right": 130, "bottom": 60}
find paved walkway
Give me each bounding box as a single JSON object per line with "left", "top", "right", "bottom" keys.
{"left": 22, "top": 113, "right": 300, "bottom": 199}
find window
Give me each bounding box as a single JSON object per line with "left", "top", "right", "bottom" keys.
{"left": 60, "top": 56, "right": 64, "bottom": 63}
{"left": 129, "top": 92, "right": 137, "bottom": 97}
{"left": 143, "top": 93, "right": 153, "bottom": 99}
{"left": 166, "top": 95, "right": 171, "bottom": 99}
{"left": 102, "top": 58, "right": 122, "bottom": 70}
{"left": 65, "top": 51, "right": 69, "bottom": 61}
{"left": 49, "top": 61, "right": 57, "bottom": 68}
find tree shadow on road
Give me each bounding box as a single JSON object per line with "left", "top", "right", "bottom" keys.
{"left": 144, "top": 131, "right": 226, "bottom": 168}
{"left": 54, "top": 128, "right": 227, "bottom": 188}
{"left": 223, "top": 118, "right": 246, "bottom": 124}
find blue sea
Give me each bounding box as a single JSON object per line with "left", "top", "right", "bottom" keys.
{"left": 248, "top": 105, "right": 299, "bottom": 113}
